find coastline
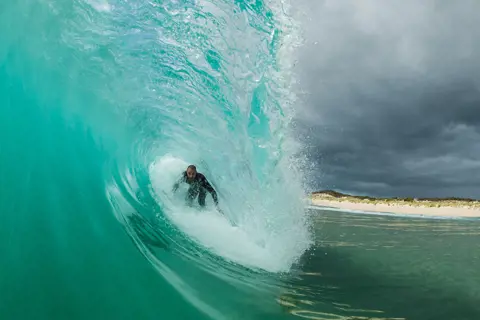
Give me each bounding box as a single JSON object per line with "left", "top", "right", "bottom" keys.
{"left": 310, "top": 192, "right": 480, "bottom": 218}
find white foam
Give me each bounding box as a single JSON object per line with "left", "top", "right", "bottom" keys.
{"left": 308, "top": 204, "right": 477, "bottom": 220}
{"left": 85, "top": 0, "right": 111, "bottom": 12}
{"left": 148, "top": 154, "right": 308, "bottom": 272}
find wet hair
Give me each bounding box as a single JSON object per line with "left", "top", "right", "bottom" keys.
{"left": 187, "top": 165, "right": 196, "bottom": 171}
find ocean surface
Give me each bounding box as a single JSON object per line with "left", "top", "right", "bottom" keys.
{"left": 1, "top": 1, "right": 479, "bottom": 319}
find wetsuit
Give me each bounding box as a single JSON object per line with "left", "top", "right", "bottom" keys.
{"left": 172, "top": 171, "right": 219, "bottom": 207}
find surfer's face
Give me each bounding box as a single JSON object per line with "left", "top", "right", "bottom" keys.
{"left": 186, "top": 167, "right": 196, "bottom": 181}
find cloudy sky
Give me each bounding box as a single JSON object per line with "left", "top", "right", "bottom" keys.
{"left": 292, "top": 0, "right": 480, "bottom": 199}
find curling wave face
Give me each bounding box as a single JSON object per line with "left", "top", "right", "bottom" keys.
{"left": 0, "top": 0, "right": 311, "bottom": 318}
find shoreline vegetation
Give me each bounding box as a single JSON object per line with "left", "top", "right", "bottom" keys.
{"left": 310, "top": 190, "right": 480, "bottom": 218}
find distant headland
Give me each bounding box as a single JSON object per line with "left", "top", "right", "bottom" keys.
{"left": 310, "top": 190, "right": 480, "bottom": 218}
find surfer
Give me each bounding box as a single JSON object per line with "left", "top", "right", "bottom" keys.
{"left": 172, "top": 165, "right": 222, "bottom": 211}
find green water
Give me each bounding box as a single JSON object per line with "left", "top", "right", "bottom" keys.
{"left": 281, "top": 209, "right": 480, "bottom": 320}
{"left": 1, "top": 0, "right": 310, "bottom": 319}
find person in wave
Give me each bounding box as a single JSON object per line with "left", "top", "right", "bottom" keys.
{"left": 172, "top": 164, "right": 222, "bottom": 213}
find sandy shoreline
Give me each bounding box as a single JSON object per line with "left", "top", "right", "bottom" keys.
{"left": 311, "top": 198, "right": 480, "bottom": 218}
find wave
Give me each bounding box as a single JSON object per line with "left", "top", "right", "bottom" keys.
{"left": 0, "top": 0, "right": 312, "bottom": 318}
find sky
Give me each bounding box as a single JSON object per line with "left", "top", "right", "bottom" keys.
{"left": 291, "top": 0, "right": 480, "bottom": 199}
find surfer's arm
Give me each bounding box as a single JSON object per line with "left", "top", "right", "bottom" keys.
{"left": 172, "top": 173, "right": 185, "bottom": 193}
{"left": 203, "top": 178, "right": 225, "bottom": 216}
{"left": 202, "top": 178, "right": 219, "bottom": 205}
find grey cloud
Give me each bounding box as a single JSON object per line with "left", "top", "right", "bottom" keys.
{"left": 291, "top": 0, "right": 480, "bottom": 198}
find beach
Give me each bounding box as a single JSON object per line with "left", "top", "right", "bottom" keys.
{"left": 311, "top": 193, "right": 480, "bottom": 218}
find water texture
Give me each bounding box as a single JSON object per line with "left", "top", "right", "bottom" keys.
{"left": 0, "top": 0, "right": 312, "bottom": 319}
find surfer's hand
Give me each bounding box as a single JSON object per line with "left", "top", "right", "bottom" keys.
{"left": 172, "top": 183, "right": 179, "bottom": 193}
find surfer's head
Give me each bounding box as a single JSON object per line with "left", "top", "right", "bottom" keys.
{"left": 186, "top": 165, "right": 197, "bottom": 181}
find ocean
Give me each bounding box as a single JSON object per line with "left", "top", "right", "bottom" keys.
{"left": 1, "top": 0, "right": 311, "bottom": 319}
{"left": 1, "top": 1, "right": 479, "bottom": 319}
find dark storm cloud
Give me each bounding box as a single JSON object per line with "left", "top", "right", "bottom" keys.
{"left": 291, "top": 0, "right": 480, "bottom": 198}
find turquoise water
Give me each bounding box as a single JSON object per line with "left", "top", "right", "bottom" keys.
{"left": 0, "top": 0, "right": 312, "bottom": 319}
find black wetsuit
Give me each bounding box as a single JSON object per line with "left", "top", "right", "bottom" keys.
{"left": 172, "top": 171, "right": 218, "bottom": 207}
